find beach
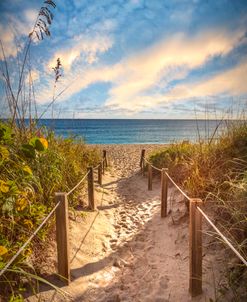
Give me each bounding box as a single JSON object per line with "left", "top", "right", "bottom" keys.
{"left": 95, "top": 144, "right": 167, "bottom": 176}
{"left": 1, "top": 0, "right": 245, "bottom": 299}
{"left": 27, "top": 144, "right": 225, "bottom": 302}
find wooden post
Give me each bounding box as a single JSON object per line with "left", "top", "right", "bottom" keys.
{"left": 189, "top": 199, "right": 203, "bottom": 297}
{"left": 98, "top": 162, "right": 102, "bottom": 186}
{"left": 148, "top": 163, "right": 152, "bottom": 191}
{"left": 140, "top": 149, "right": 146, "bottom": 172}
{"left": 102, "top": 160, "right": 105, "bottom": 175}
{"left": 161, "top": 168, "right": 168, "bottom": 217}
{"left": 142, "top": 161, "right": 146, "bottom": 176}
{"left": 103, "top": 150, "right": 108, "bottom": 167}
{"left": 87, "top": 167, "right": 95, "bottom": 210}
{"left": 55, "top": 193, "right": 70, "bottom": 284}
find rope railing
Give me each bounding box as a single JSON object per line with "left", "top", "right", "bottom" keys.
{"left": 67, "top": 171, "right": 90, "bottom": 196}
{"left": 0, "top": 201, "right": 61, "bottom": 277}
{"left": 68, "top": 154, "right": 107, "bottom": 196}
{"left": 164, "top": 172, "right": 190, "bottom": 201}
{"left": 143, "top": 157, "right": 162, "bottom": 172}
{"left": 93, "top": 157, "right": 106, "bottom": 171}
{"left": 0, "top": 149, "right": 109, "bottom": 286}
{"left": 197, "top": 206, "right": 247, "bottom": 267}
{"left": 143, "top": 156, "right": 189, "bottom": 201}
{"left": 139, "top": 148, "right": 247, "bottom": 296}
{"left": 93, "top": 163, "right": 101, "bottom": 170}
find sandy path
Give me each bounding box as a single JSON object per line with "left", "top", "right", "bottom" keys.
{"left": 26, "top": 145, "right": 223, "bottom": 302}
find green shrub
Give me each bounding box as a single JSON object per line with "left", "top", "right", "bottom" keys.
{"left": 0, "top": 121, "right": 100, "bottom": 300}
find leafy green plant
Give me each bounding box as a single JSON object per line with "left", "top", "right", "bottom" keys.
{"left": 0, "top": 122, "right": 100, "bottom": 300}
{"left": 0, "top": 0, "right": 102, "bottom": 299}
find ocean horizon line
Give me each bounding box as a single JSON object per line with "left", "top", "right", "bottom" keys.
{"left": 6, "top": 118, "right": 240, "bottom": 121}
{"left": 1, "top": 118, "right": 235, "bottom": 144}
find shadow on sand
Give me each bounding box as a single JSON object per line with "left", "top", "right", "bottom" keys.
{"left": 24, "top": 169, "right": 186, "bottom": 302}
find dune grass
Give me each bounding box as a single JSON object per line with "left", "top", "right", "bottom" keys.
{"left": 149, "top": 120, "right": 247, "bottom": 300}
{"left": 0, "top": 121, "right": 100, "bottom": 300}
{"left": 0, "top": 1, "right": 104, "bottom": 299}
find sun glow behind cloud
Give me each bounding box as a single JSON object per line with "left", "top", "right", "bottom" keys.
{"left": 36, "top": 26, "right": 247, "bottom": 115}
{"left": 106, "top": 28, "right": 246, "bottom": 111}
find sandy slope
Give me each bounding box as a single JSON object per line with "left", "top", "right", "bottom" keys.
{"left": 26, "top": 145, "right": 225, "bottom": 302}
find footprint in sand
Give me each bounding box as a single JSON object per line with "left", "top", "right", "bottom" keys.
{"left": 154, "top": 298, "right": 169, "bottom": 302}
{"left": 159, "top": 276, "right": 169, "bottom": 289}
{"left": 110, "top": 238, "right": 118, "bottom": 243}
{"left": 119, "top": 210, "right": 126, "bottom": 215}
{"left": 140, "top": 214, "right": 148, "bottom": 220}
{"left": 110, "top": 243, "right": 117, "bottom": 250}
{"left": 113, "top": 224, "right": 121, "bottom": 230}
{"left": 120, "top": 222, "right": 128, "bottom": 228}
{"left": 125, "top": 230, "right": 132, "bottom": 234}
{"left": 135, "top": 234, "right": 145, "bottom": 242}
{"left": 102, "top": 242, "right": 109, "bottom": 252}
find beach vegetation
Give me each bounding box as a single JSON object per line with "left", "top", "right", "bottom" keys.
{"left": 149, "top": 120, "right": 247, "bottom": 300}
{"left": 0, "top": 0, "right": 101, "bottom": 300}
{"left": 0, "top": 121, "right": 100, "bottom": 300}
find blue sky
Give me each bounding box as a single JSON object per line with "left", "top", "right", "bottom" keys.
{"left": 0, "top": 0, "right": 247, "bottom": 119}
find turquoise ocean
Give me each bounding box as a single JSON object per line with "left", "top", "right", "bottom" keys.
{"left": 36, "top": 119, "right": 225, "bottom": 144}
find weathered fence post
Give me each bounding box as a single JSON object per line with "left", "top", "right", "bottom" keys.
{"left": 142, "top": 162, "right": 146, "bottom": 176}
{"left": 148, "top": 163, "right": 152, "bottom": 191}
{"left": 140, "top": 149, "right": 146, "bottom": 173}
{"left": 55, "top": 192, "right": 70, "bottom": 284}
{"left": 161, "top": 168, "right": 168, "bottom": 217}
{"left": 98, "top": 162, "right": 102, "bottom": 186}
{"left": 189, "top": 198, "right": 203, "bottom": 297}
{"left": 102, "top": 160, "right": 105, "bottom": 175}
{"left": 103, "top": 150, "right": 108, "bottom": 167}
{"left": 102, "top": 150, "right": 107, "bottom": 175}
{"left": 87, "top": 167, "right": 95, "bottom": 210}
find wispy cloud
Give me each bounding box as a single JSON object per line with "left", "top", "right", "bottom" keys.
{"left": 106, "top": 27, "right": 246, "bottom": 111}
{"left": 37, "top": 26, "right": 246, "bottom": 113}
{"left": 0, "top": 24, "right": 17, "bottom": 59}
{"left": 48, "top": 34, "right": 113, "bottom": 70}
{"left": 164, "top": 58, "right": 247, "bottom": 101}
{"left": 1, "top": 0, "right": 247, "bottom": 118}
{"left": 0, "top": 7, "right": 39, "bottom": 59}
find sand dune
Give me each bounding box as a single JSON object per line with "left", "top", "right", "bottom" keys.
{"left": 26, "top": 145, "right": 225, "bottom": 302}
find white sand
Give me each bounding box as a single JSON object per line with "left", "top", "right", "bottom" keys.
{"left": 26, "top": 145, "right": 226, "bottom": 302}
